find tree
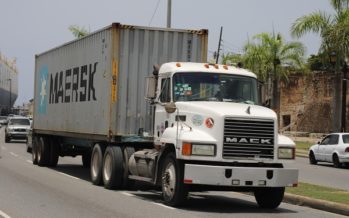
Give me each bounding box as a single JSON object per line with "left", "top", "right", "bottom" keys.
{"left": 291, "top": 0, "right": 349, "bottom": 67}
{"left": 68, "top": 25, "right": 90, "bottom": 38}
{"left": 242, "top": 32, "right": 305, "bottom": 112}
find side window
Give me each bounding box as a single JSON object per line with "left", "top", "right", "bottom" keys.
{"left": 329, "top": 135, "right": 339, "bottom": 145}
{"left": 159, "top": 78, "right": 171, "bottom": 103}
{"left": 321, "top": 136, "right": 331, "bottom": 145}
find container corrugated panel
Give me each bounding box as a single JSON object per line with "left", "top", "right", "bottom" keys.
{"left": 34, "top": 23, "right": 208, "bottom": 140}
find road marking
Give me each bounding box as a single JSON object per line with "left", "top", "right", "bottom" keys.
{"left": 26, "top": 160, "right": 32, "bottom": 164}
{"left": 57, "top": 172, "right": 80, "bottom": 180}
{"left": 9, "top": 152, "right": 18, "bottom": 157}
{"left": 152, "top": 202, "right": 175, "bottom": 210}
{"left": 0, "top": 209, "right": 11, "bottom": 218}
{"left": 121, "top": 192, "right": 135, "bottom": 197}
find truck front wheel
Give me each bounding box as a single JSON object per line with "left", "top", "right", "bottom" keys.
{"left": 254, "top": 187, "right": 285, "bottom": 209}
{"left": 32, "top": 137, "right": 38, "bottom": 165}
{"left": 161, "top": 153, "right": 188, "bottom": 206}
{"left": 37, "top": 136, "right": 50, "bottom": 166}
{"left": 90, "top": 143, "right": 106, "bottom": 185}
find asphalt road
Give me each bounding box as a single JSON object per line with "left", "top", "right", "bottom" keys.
{"left": 285, "top": 157, "right": 349, "bottom": 191}
{"left": 0, "top": 128, "right": 346, "bottom": 218}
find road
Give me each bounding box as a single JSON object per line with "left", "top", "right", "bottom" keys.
{"left": 0, "top": 128, "right": 346, "bottom": 218}
{"left": 285, "top": 157, "right": 349, "bottom": 191}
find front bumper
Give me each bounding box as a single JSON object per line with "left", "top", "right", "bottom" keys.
{"left": 6, "top": 132, "right": 28, "bottom": 139}
{"left": 184, "top": 164, "right": 298, "bottom": 187}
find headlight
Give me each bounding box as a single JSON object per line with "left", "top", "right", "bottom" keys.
{"left": 278, "top": 147, "right": 295, "bottom": 159}
{"left": 182, "top": 143, "right": 216, "bottom": 156}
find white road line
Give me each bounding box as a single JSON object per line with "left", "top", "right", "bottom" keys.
{"left": 152, "top": 202, "right": 175, "bottom": 210}
{"left": 0, "top": 209, "right": 11, "bottom": 218}
{"left": 121, "top": 192, "right": 135, "bottom": 197}
{"left": 57, "top": 172, "right": 80, "bottom": 180}
{"left": 26, "top": 160, "right": 32, "bottom": 164}
{"left": 9, "top": 152, "right": 18, "bottom": 157}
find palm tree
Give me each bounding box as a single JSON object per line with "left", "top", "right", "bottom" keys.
{"left": 69, "top": 25, "right": 90, "bottom": 38}
{"left": 242, "top": 32, "right": 305, "bottom": 112}
{"left": 291, "top": 0, "right": 349, "bottom": 66}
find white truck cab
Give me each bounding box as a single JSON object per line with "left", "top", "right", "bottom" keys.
{"left": 145, "top": 62, "right": 298, "bottom": 207}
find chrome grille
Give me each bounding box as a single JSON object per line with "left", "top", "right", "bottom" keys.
{"left": 223, "top": 118, "right": 275, "bottom": 160}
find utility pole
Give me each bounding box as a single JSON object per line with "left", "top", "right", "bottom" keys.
{"left": 167, "top": 0, "right": 172, "bottom": 28}
{"left": 216, "top": 26, "right": 223, "bottom": 64}
{"left": 7, "top": 78, "right": 12, "bottom": 114}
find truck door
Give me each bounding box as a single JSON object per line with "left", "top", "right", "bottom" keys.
{"left": 154, "top": 77, "right": 171, "bottom": 144}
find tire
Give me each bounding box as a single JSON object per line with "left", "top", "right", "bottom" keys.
{"left": 333, "top": 154, "right": 342, "bottom": 168}
{"left": 161, "top": 152, "right": 188, "bottom": 206}
{"left": 309, "top": 151, "right": 317, "bottom": 165}
{"left": 122, "top": 146, "right": 135, "bottom": 189}
{"left": 37, "top": 136, "right": 50, "bottom": 166}
{"left": 32, "top": 136, "right": 38, "bottom": 165}
{"left": 48, "top": 137, "right": 59, "bottom": 167}
{"left": 102, "top": 146, "right": 124, "bottom": 189}
{"left": 5, "top": 135, "right": 10, "bottom": 143}
{"left": 82, "top": 150, "right": 91, "bottom": 168}
{"left": 254, "top": 187, "right": 285, "bottom": 209}
{"left": 90, "top": 143, "right": 106, "bottom": 185}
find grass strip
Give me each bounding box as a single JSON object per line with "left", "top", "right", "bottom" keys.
{"left": 286, "top": 182, "right": 349, "bottom": 205}
{"left": 295, "top": 141, "right": 313, "bottom": 151}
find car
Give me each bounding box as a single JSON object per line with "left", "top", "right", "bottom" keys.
{"left": 0, "top": 116, "right": 8, "bottom": 126}
{"left": 309, "top": 133, "right": 349, "bottom": 168}
{"left": 4, "top": 116, "right": 31, "bottom": 143}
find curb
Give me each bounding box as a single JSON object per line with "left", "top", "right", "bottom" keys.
{"left": 283, "top": 193, "right": 349, "bottom": 216}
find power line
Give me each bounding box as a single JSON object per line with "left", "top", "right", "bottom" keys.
{"left": 149, "top": 0, "right": 162, "bottom": 26}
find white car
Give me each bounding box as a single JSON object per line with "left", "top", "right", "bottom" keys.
{"left": 4, "top": 117, "right": 31, "bottom": 143}
{"left": 309, "top": 133, "right": 349, "bottom": 168}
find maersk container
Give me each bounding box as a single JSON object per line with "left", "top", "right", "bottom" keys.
{"left": 33, "top": 23, "right": 208, "bottom": 141}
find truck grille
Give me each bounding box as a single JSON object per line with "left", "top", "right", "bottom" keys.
{"left": 223, "top": 118, "right": 275, "bottom": 160}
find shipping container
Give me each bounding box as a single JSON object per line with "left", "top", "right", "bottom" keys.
{"left": 34, "top": 23, "right": 208, "bottom": 141}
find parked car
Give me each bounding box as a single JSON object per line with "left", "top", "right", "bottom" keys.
{"left": 309, "top": 133, "right": 349, "bottom": 168}
{"left": 0, "top": 116, "right": 8, "bottom": 126}
{"left": 4, "top": 117, "right": 31, "bottom": 143}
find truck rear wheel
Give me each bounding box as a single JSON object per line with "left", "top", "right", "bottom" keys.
{"left": 32, "top": 137, "right": 38, "bottom": 165}
{"left": 90, "top": 143, "right": 106, "bottom": 185}
{"left": 48, "top": 137, "right": 59, "bottom": 167}
{"left": 254, "top": 187, "right": 285, "bottom": 209}
{"left": 161, "top": 152, "right": 188, "bottom": 206}
{"left": 102, "top": 146, "right": 124, "bottom": 189}
{"left": 37, "top": 136, "right": 50, "bottom": 166}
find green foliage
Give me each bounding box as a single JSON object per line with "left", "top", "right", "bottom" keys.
{"left": 291, "top": 0, "right": 349, "bottom": 68}
{"left": 241, "top": 32, "right": 305, "bottom": 82}
{"left": 286, "top": 182, "right": 349, "bottom": 205}
{"left": 68, "top": 25, "right": 90, "bottom": 38}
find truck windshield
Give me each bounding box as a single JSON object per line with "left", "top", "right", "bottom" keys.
{"left": 173, "top": 72, "right": 259, "bottom": 105}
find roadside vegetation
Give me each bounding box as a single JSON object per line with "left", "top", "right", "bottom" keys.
{"left": 286, "top": 182, "right": 349, "bottom": 205}
{"left": 295, "top": 141, "right": 313, "bottom": 152}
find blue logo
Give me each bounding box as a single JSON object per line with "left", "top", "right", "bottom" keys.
{"left": 38, "top": 65, "right": 48, "bottom": 114}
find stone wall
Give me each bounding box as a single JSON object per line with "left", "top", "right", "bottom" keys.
{"left": 279, "top": 71, "right": 344, "bottom": 133}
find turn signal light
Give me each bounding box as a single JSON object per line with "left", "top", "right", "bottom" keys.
{"left": 182, "top": 142, "right": 192, "bottom": 156}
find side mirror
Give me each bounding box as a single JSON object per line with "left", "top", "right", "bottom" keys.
{"left": 165, "top": 102, "right": 177, "bottom": 113}
{"left": 145, "top": 76, "right": 157, "bottom": 99}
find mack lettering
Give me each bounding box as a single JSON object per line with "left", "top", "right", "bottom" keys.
{"left": 225, "top": 137, "right": 273, "bottom": 145}
{"left": 49, "top": 62, "right": 98, "bottom": 104}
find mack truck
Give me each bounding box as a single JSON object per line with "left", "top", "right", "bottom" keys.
{"left": 30, "top": 23, "right": 298, "bottom": 208}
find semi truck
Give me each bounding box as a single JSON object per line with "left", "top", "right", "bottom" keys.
{"left": 31, "top": 23, "right": 298, "bottom": 208}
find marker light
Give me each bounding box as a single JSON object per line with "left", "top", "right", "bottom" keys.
{"left": 176, "top": 62, "right": 181, "bottom": 67}
{"left": 182, "top": 142, "right": 192, "bottom": 156}
{"left": 204, "top": 63, "right": 210, "bottom": 68}
{"left": 223, "top": 65, "right": 228, "bottom": 70}
{"left": 214, "top": 64, "right": 219, "bottom": 69}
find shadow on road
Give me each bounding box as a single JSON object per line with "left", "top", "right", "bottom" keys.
{"left": 131, "top": 191, "right": 297, "bottom": 214}
{"left": 50, "top": 164, "right": 91, "bottom": 182}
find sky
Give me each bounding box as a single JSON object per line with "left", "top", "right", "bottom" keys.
{"left": 0, "top": 0, "right": 334, "bottom": 105}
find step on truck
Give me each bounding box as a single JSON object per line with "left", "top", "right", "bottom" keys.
{"left": 31, "top": 23, "right": 298, "bottom": 208}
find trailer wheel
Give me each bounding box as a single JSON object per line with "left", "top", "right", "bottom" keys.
{"left": 254, "top": 187, "right": 285, "bottom": 209}
{"left": 90, "top": 143, "right": 106, "bottom": 185}
{"left": 48, "top": 137, "right": 59, "bottom": 167}
{"left": 161, "top": 152, "right": 188, "bottom": 206}
{"left": 123, "top": 146, "right": 135, "bottom": 189}
{"left": 103, "top": 146, "right": 124, "bottom": 189}
{"left": 32, "top": 137, "right": 38, "bottom": 165}
{"left": 37, "top": 136, "right": 50, "bottom": 166}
